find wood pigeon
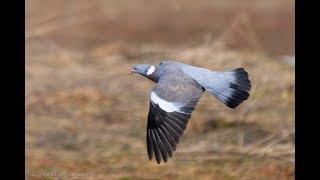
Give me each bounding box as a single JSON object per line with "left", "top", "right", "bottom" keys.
{"left": 131, "top": 60, "right": 251, "bottom": 164}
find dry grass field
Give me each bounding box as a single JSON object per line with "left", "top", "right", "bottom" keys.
{"left": 26, "top": 0, "right": 294, "bottom": 179}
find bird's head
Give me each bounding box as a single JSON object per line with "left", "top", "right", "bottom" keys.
{"left": 130, "top": 64, "right": 156, "bottom": 77}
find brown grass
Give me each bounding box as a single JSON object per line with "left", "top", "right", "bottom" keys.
{"left": 26, "top": 0, "right": 294, "bottom": 179}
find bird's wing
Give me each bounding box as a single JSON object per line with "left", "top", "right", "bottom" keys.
{"left": 146, "top": 72, "right": 203, "bottom": 164}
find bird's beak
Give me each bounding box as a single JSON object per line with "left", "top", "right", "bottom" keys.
{"left": 130, "top": 68, "right": 135, "bottom": 74}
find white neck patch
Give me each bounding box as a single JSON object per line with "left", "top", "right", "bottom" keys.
{"left": 146, "top": 66, "right": 156, "bottom": 75}
{"left": 150, "top": 92, "right": 182, "bottom": 113}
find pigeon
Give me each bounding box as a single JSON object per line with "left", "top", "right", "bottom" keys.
{"left": 130, "top": 60, "right": 251, "bottom": 164}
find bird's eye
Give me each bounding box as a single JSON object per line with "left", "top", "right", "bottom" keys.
{"left": 159, "top": 62, "right": 163, "bottom": 65}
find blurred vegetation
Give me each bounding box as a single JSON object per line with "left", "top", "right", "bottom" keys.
{"left": 26, "top": 0, "right": 294, "bottom": 179}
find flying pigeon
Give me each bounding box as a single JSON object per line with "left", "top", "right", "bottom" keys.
{"left": 131, "top": 60, "right": 251, "bottom": 164}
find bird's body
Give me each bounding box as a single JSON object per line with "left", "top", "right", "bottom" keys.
{"left": 131, "top": 60, "right": 251, "bottom": 164}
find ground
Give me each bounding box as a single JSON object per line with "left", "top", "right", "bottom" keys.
{"left": 26, "top": 0, "right": 294, "bottom": 179}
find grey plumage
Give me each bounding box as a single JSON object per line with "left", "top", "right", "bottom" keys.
{"left": 131, "top": 60, "right": 251, "bottom": 164}
{"left": 179, "top": 63, "right": 251, "bottom": 108}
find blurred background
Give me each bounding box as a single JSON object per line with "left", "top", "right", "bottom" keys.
{"left": 26, "top": 0, "right": 294, "bottom": 179}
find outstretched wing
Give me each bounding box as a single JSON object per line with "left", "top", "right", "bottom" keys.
{"left": 146, "top": 72, "right": 203, "bottom": 164}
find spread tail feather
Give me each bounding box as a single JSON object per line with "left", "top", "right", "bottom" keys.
{"left": 213, "top": 68, "right": 251, "bottom": 108}
{"left": 182, "top": 66, "right": 251, "bottom": 108}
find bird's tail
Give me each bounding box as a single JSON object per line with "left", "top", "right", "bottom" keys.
{"left": 183, "top": 66, "right": 251, "bottom": 108}
{"left": 212, "top": 68, "right": 251, "bottom": 108}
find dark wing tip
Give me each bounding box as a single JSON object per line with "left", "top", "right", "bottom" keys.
{"left": 147, "top": 100, "right": 198, "bottom": 164}
{"left": 147, "top": 129, "right": 153, "bottom": 160}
